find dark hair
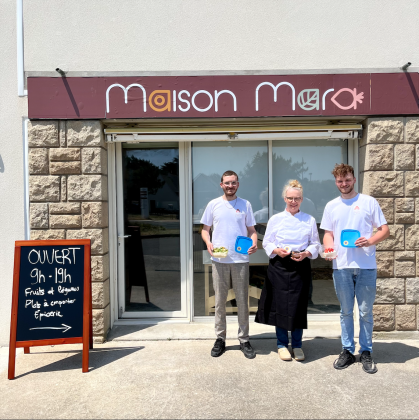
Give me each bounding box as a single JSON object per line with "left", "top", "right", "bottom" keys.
{"left": 332, "top": 163, "right": 355, "bottom": 178}
{"left": 221, "top": 170, "right": 239, "bottom": 182}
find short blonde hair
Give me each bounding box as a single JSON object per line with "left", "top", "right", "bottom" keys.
{"left": 282, "top": 179, "right": 303, "bottom": 198}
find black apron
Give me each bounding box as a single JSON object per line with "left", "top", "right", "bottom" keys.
{"left": 255, "top": 254, "right": 311, "bottom": 331}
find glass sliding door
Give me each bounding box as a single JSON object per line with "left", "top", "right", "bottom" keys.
{"left": 118, "top": 142, "right": 186, "bottom": 316}
{"left": 192, "top": 137, "right": 348, "bottom": 319}
{"left": 192, "top": 141, "right": 269, "bottom": 317}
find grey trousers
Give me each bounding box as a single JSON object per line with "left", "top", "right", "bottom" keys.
{"left": 211, "top": 261, "right": 249, "bottom": 343}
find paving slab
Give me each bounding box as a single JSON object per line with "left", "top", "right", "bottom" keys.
{"left": 1, "top": 338, "right": 419, "bottom": 419}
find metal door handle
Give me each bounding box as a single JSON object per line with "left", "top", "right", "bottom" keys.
{"left": 118, "top": 235, "right": 131, "bottom": 239}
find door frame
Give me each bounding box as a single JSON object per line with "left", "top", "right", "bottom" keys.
{"left": 107, "top": 131, "right": 358, "bottom": 325}
{"left": 112, "top": 141, "right": 191, "bottom": 320}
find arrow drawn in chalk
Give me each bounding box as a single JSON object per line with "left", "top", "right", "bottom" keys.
{"left": 30, "top": 324, "right": 72, "bottom": 333}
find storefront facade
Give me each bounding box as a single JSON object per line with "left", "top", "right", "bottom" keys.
{"left": 2, "top": 1, "right": 419, "bottom": 345}
{"left": 21, "top": 73, "right": 419, "bottom": 342}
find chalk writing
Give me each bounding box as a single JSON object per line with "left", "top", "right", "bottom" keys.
{"left": 58, "top": 286, "right": 80, "bottom": 295}
{"left": 25, "top": 287, "right": 45, "bottom": 296}
{"left": 34, "top": 310, "right": 64, "bottom": 321}
{"left": 16, "top": 245, "right": 85, "bottom": 342}
{"left": 28, "top": 247, "right": 80, "bottom": 265}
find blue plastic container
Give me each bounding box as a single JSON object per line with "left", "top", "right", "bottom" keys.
{"left": 340, "top": 229, "right": 361, "bottom": 248}
{"left": 235, "top": 236, "right": 253, "bottom": 254}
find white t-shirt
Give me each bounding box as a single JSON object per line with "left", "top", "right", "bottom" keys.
{"left": 200, "top": 196, "right": 256, "bottom": 264}
{"left": 320, "top": 193, "right": 387, "bottom": 269}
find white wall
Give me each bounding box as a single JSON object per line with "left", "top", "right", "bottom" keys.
{"left": 0, "top": 1, "right": 28, "bottom": 345}
{"left": 23, "top": 0, "right": 419, "bottom": 72}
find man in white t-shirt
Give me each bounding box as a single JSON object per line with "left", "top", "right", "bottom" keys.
{"left": 201, "top": 170, "right": 258, "bottom": 359}
{"left": 321, "top": 164, "right": 389, "bottom": 374}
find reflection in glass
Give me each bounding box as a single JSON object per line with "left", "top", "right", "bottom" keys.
{"left": 191, "top": 139, "right": 348, "bottom": 316}
{"left": 272, "top": 139, "right": 348, "bottom": 222}
{"left": 192, "top": 141, "right": 269, "bottom": 224}
{"left": 272, "top": 139, "right": 347, "bottom": 314}
{"left": 192, "top": 141, "right": 269, "bottom": 316}
{"left": 122, "top": 143, "right": 181, "bottom": 312}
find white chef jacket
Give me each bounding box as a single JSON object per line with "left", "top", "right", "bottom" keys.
{"left": 263, "top": 210, "right": 320, "bottom": 259}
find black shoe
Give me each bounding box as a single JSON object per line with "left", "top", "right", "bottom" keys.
{"left": 333, "top": 349, "right": 356, "bottom": 370}
{"left": 360, "top": 351, "right": 378, "bottom": 374}
{"left": 211, "top": 338, "right": 226, "bottom": 357}
{"left": 240, "top": 341, "right": 256, "bottom": 359}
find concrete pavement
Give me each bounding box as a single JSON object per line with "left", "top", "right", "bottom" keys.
{"left": 107, "top": 318, "right": 345, "bottom": 341}
{"left": 1, "top": 325, "right": 419, "bottom": 419}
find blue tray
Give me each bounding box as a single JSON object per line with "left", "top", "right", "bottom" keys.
{"left": 235, "top": 236, "right": 253, "bottom": 254}
{"left": 341, "top": 229, "right": 361, "bottom": 248}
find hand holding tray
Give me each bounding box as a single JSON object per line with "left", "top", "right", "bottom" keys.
{"left": 341, "top": 229, "right": 361, "bottom": 248}
{"left": 235, "top": 236, "right": 253, "bottom": 254}
{"left": 320, "top": 245, "right": 337, "bottom": 259}
{"left": 213, "top": 246, "right": 228, "bottom": 258}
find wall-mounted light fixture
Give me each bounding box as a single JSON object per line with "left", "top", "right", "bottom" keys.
{"left": 401, "top": 62, "right": 412, "bottom": 71}
{"left": 55, "top": 68, "right": 68, "bottom": 77}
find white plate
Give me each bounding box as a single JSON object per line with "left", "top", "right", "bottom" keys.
{"left": 320, "top": 251, "right": 337, "bottom": 259}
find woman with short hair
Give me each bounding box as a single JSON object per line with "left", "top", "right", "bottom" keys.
{"left": 255, "top": 180, "right": 320, "bottom": 361}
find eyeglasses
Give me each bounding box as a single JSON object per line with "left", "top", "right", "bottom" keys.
{"left": 286, "top": 197, "right": 302, "bottom": 202}
{"left": 223, "top": 182, "right": 238, "bottom": 186}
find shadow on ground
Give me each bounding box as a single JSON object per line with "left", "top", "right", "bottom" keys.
{"left": 231, "top": 337, "right": 419, "bottom": 365}
{"left": 14, "top": 346, "right": 144, "bottom": 379}
{"left": 107, "top": 325, "right": 157, "bottom": 340}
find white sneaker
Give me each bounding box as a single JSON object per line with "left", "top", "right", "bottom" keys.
{"left": 278, "top": 347, "right": 292, "bottom": 361}
{"left": 293, "top": 348, "right": 305, "bottom": 361}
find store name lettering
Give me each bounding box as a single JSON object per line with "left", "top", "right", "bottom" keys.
{"left": 106, "top": 82, "right": 364, "bottom": 114}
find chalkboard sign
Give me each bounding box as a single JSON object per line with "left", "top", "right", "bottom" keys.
{"left": 8, "top": 240, "right": 92, "bottom": 380}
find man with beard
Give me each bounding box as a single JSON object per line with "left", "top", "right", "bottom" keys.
{"left": 321, "top": 164, "right": 389, "bottom": 374}
{"left": 201, "top": 170, "right": 258, "bottom": 359}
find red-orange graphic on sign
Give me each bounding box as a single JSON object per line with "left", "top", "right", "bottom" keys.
{"left": 149, "top": 90, "right": 171, "bottom": 112}
{"left": 331, "top": 88, "right": 364, "bottom": 110}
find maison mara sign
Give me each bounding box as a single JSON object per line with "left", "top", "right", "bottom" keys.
{"left": 28, "top": 73, "right": 419, "bottom": 119}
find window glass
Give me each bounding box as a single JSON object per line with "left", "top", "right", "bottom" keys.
{"left": 192, "top": 141, "right": 269, "bottom": 223}
{"left": 273, "top": 139, "right": 347, "bottom": 314}
{"left": 272, "top": 139, "right": 348, "bottom": 222}
{"left": 122, "top": 143, "right": 181, "bottom": 312}
{"left": 192, "top": 141, "right": 269, "bottom": 316}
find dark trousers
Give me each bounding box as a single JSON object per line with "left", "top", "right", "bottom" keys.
{"left": 276, "top": 327, "right": 303, "bottom": 348}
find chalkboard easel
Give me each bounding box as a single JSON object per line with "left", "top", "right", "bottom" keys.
{"left": 8, "top": 239, "right": 92, "bottom": 380}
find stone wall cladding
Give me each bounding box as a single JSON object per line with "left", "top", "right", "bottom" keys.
{"left": 28, "top": 120, "right": 110, "bottom": 343}
{"left": 361, "top": 117, "right": 419, "bottom": 332}
{"left": 29, "top": 149, "right": 49, "bottom": 174}
{"left": 375, "top": 198, "right": 394, "bottom": 223}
